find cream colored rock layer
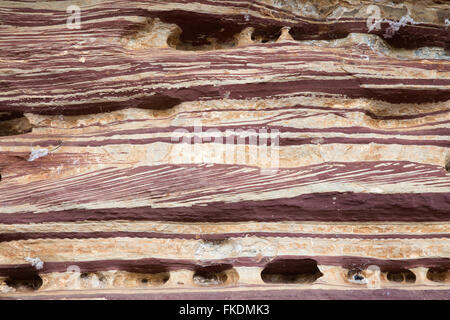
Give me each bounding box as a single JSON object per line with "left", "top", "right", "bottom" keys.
{"left": 0, "top": 237, "right": 448, "bottom": 265}
{"left": 0, "top": 221, "right": 447, "bottom": 235}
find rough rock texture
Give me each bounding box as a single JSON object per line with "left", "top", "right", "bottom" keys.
{"left": 0, "top": 0, "right": 449, "bottom": 300}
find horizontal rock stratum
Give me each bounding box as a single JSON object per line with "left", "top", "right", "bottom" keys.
{"left": 0, "top": 0, "right": 449, "bottom": 300}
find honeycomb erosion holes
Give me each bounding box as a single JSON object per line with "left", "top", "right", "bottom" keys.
{"left": 122, "top": 11, "right": 450, "bottom": 52}
{"left": 5, "top": 275, "right": 43, "bottom": 292}
{"left": 347, "top": 269, "right": 367, "bottom": 284}
{"left": 76, "top": 271, "right": 170, "bottom": 288}
{"left": 261, "top": 259, "right": 323, "bottom": 284}
{"left": 1, "top": 263, "right": 449, "bottom": 293}
{"left": 193, "top": 264, "right": 239, "bottom": 287}
{"left": 386, "top": 270, "right": 416, "bottom": 284}
{"left": 427, "top": 268, "right": 449, "bottom": 283}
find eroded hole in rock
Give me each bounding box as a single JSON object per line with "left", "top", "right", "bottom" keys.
{"left": 123, "top": 13, "right": 299, "bottom": 51}
{"left": 138, "top": 272, "right": 170, "bottom": 286}
{"left": 386, "top": 270, "right": 416, "bottom": 283}
{"left": 157, "top": 11, "right": 244, "bottom": 51}
{"left": 79, "top": 272, "right": 107, "bottom": 288}
{"left": 383, "top": 30, "right": 447, "bottom": 51}
{"left": 5, "top": 275, "right": 43, "bottom": 292}
{"left": 201, "top": 239, "right": 230, "bottom": 246}
{"left": 119, "top": 264, "right": 170, "bottom": 287}
{"left": 289, "top": 25, "right": 349, "bottom": 42}
{"left": 261, "top": 259, "right": 323, "bottom": 284}
{"left": 347, "top": 269, "right": 367, "bottom": 284}
{"left": 122, "top": 13, "right": 245, "bottom": 51}
{"left": 174, "top": 30, "right": 239, "bottom": 51}
{"left": 426, "top": 268, "right": 449, "bottom": 283}
{"left": 251, "top": 26, "right": 282, "bottom": 44}
{"left": 77, "top": 270, "right": 170, "bottom": 288}
{"left": 0, "top": 112, "right": 32, "bottom": 136}
{"left": 193, "top": 264, "right": 238, "bottom": 287}
{"left": 121, "top": 11, "right": 441, "bottom": 53}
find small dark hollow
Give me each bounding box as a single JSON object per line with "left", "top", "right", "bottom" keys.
{"left": 387, "top": 272, "right": 403, "bottom": 282}
{"left": 261, "top": 259, "right": 323, "bottom": 284}
{"left": 289, "top": 24, "right": 349, "bottom": 42}
{"left": 121, "top": 264, "right": 170, "bottom": 285}
{"left": 427, "top": 268, "right": 448, "bottom": 283}
{"left": 354, "top": 274, "right": 364, "bottom": 281}
{"left": 193, "top": 264, "right": 232, "bottom": 286}
{"left": 387, "top": 270, "right": 416, "bottom": 283}
{"left": 137, "top": 272, "right": 169, "bottom": 286}
{"left": 201, "top": 239, "right": 230, "bottom": 246}
{"left": 0, "top": 112, "right": 32, "bottom": 137}
{"left": 79, "top": 272, "right": 107, "bottom": 283}
{"left": 98, "top": 274, "right": 106, "bottom": 282}
{"left": 156, "top": 11, "right": 243, "bottom": 50}
{"left": 5, "top": 275, "right": 43, "bottom": 292}
{"left": 150, "top": 272, "right": 170, "bottom": 285}
{"left": 405, "top": 271, "right": 416, "bottom": 283}
{"left": 251, "top": 26, "right": 281, "bottom": 44}
{"left": 347, "top": 269, "right": 366, "bottom": 283}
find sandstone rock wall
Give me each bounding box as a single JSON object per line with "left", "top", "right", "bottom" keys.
{"left": 0, "top": 0, "right": 449, "bottom": 299}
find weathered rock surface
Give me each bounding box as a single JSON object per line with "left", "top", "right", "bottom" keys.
{"left": 0, "top": 0, "right": 449, "bottom": 300}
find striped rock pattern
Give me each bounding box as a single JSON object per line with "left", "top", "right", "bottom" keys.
{"left": 0, "top": 0, "right": 449, "bottom": 299}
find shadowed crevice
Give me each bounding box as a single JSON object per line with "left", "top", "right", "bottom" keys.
{"left": 386, "top": 269, "right": 416, "bottom": 283}
{"left": 193, "top": 264, "right": 238, "bottom": 287}
{"left": 427, "top": 268, "right": 449, "bottom": 283}
{"left": 4, "top": 274, "right": 43, "bottom": 292}
{"left": 261, "top": 259, "right": 323, "bottom": 284}
{"left": 0, "top": 112, "right": 32, "bottom": 136}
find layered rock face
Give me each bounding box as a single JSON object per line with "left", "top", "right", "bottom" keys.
{"left": 0, "top": 0, "right": 449, "bottom": 299}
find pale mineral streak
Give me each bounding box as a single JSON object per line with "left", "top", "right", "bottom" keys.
{"left": 0, "top": 0, "right": 449, "bottom": 300}
{"left": 24, "top": 257, "right": 44, "bottom": 270}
